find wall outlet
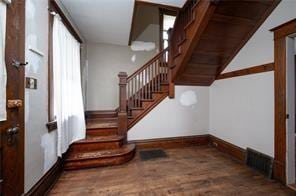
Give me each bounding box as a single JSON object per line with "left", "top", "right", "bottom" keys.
{"left": 25, "top": 77, "right": 37, "bottom": 89}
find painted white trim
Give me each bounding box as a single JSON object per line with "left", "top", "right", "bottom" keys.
{"left": 286, "top": 36, "right": 296, "bottom": 185}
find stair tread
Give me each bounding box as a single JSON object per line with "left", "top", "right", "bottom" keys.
{"left": 66, "top": 144, "right": 135, "bottom": 161}
{"left": 75, "top": 135, "right": 123, "bottom": 144}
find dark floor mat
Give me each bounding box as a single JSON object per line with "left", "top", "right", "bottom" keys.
{"left": 140, "top": 149, "right": 168, "bottom": 161}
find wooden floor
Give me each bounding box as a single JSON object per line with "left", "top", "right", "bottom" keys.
{"left": 49, "top": 146, "right": 294, "bottom": 195}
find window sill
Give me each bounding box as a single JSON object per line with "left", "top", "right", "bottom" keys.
{"left": 46, "top": 121, "right": 57, "bottom": 132}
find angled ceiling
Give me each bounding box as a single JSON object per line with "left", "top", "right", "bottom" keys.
{"left": 60, "top": 0, "right": 186, "bottom": 46}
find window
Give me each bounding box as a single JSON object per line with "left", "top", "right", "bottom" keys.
{"left": 47, "top": 0, "right": 83, "bottom": 131}
{"left": 160, "top": 9, "right": 176, "bottom": 50}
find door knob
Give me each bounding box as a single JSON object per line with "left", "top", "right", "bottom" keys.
{"left": 7, "top": 126, "right": 20, "bottom": 145}
{"left": 7, "top": 127, "right": 19, "bottom": 136}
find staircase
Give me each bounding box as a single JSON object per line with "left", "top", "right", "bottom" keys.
{"left": 64, "top": 48, "right": 171, "bottom": 169}
{"left": 64, "top": 0, "right": 280, "bottom": 170}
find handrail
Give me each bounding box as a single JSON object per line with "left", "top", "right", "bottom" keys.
{"left": 127, "top": 48, "right": 169, "bottom": 81}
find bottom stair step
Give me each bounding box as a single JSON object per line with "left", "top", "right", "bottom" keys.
{"left": 64, "top": 144, "right": 136, "bottom": 170}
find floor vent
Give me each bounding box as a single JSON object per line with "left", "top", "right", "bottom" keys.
{"left": 140, "top": 149, "right": 167, "bottom": 161}
{"left": 246, "top": 148, "right": 274, "bottom": 178}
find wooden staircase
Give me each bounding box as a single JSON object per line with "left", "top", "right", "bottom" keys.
{"left": 64, "top": 48, "right": 171, "bottom": 169}
{"left": 64, "top": 0, "right": 280, "bottom": 170}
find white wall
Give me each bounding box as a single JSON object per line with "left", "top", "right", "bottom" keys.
{"left": 209, "top": 0, "right": 296, "bottom": 157}
{"left": 25, "top": 0, "right": 57, "bottom": 192}
{"left": 128, "top": 86, "right": 209, "bottom": 140}
{"left": 86, "top": 43, "right": 158, "bottom": 110}
{"left": 24, "top": 0, "right": 84, "bottom": 192}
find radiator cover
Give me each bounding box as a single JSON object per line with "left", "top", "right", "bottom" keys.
{"left": 246, "top": 148, "right": 274, "bottom": 179}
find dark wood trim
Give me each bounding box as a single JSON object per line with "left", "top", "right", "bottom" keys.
{"left": 25, "top": 158, "right": 63, "bottom": 196}
{"left": 46, "top": 121, "right": 57, "bottom": 132}
{"left": 159, "top": 8, "right": 178, "bottom": 50}
{"left": 270, "top": 18, "right": 296, "bottom": 39}
{"left": 1, "top": 1, "right": 26, "bottom": 194}
{"left": 128, "top": 1, "right": 138, "bottom": 46}
{"left": 209, "top": 135, "right": 246, "bottom": 163}
{"left": 216, "top": 0, "right": 281, "bottom": 76}
{"left": 131, "top": 135, "right": 209, "bottom": 149}
{"left": 49, "top": 0, "right": 83, "bottom": 43}
{"left": 217, "top": 63, "right": 274, "bottom": 80}
{"left": 273, "top": 19, "right": 296, "bottom": 184}
{"left": 128, "top": 0, "right": 180, "bottom": 45}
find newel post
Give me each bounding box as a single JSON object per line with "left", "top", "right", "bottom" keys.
{"left": 118, "top": 72, "right": 128, "bottom": 140}
{"left": 167, "top": 28, "right": 175, "bottom": 98}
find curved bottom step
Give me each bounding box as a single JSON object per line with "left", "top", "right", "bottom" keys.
{"left": 64, "top": 144, "right": 136, "bottom": 170}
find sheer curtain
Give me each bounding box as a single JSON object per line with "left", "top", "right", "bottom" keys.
{"left": 53, "top": 15, "right": 86, "bottom": 156}
{"left": 0, "top": 0, "right": 9, "bottom": 122}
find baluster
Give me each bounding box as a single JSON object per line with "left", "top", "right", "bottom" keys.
{"left": 132, "top": 78, "right": 135, "bottom": 107}
{"left": 138, "top": 74, "right": 140, "bottom": 107}
{"left": 148, "top": 65, "right": 151, "bottom": 99}
{"left": 142, "top": 70, "right": 145, "bottom": 100}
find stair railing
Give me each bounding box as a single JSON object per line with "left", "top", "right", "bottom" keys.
{"left": 117, "top": 48, "right": 169, "bottom": 138}
{"left": 170, "top": 0, "right": 199, "bottom": 58}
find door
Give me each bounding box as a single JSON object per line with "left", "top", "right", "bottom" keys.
{"left": 0, "top": 0, "right": 25, "bottom": 195}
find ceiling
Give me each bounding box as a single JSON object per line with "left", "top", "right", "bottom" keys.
{"left": 60, "top": 0, "right": 186, "bottom": 46}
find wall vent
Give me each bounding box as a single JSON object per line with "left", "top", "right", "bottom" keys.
{"left": 246, "top": 148, "right": 274, "bottom": 179}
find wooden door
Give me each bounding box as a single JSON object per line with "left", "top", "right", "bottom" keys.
{"left": 0, "top": 1, "right": 25, "bottom": 195}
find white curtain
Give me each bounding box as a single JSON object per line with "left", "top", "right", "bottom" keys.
{"left": 0, "top": 1, "right": 8, "bottom": 122}
{"left": 53, "top": 15, "right": 86, "bottom": 156}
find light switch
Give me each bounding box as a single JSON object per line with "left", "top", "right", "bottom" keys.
{"left": 25, "top": 77, "right": 37, "bottom": 89}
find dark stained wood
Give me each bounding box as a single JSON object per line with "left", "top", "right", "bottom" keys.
{"left": 85, "top": 110, "right": 118, "bottom": 121}
{"left": 46, "top": 121, "right": 57, "bottom": 132}
{"left": 171, "top": 0, "right": 280, "bottom": 86}
{"left": 25, "top": 159, "right": 63, "bottom": 196}
{"left": 270, "top": 18, "right": 296, "bottom": 39}
{"left": 171, "top": 0, "right": 217, "bottom": 82}
{"left": 49, "top": 146, "right": 293, "bottom": 195}
{"left": 272, "top": 19, "right": 296, "bottom": 184}
{"left": 132, "top": 135, "right": 209, "bottom": 149}
{"left": 0, "top": 1, "right": 25, "bottom": 195}
{"left": 209, "top": 135, "right": 246, "bottom": 163}
{"left": 49, "top": 0, "right": 83, "bottom": 43}
{"left": 128, "top": 0, "right": 179, "bottom": 45}
{"left": 64, "top": 144, "right": 136, "bottom": 170}
{"left": 217, "top": 62, "right": 274, "bottom": 80}
{"left": 118, "top": 72, "right": 128, "bottom": 139}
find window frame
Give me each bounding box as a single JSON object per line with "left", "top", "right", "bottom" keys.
{"left": 159, "top": 8, "right": 177, "bottom": 50}
{"left": 47, "top": 0, "right": 83, "bottom": 131}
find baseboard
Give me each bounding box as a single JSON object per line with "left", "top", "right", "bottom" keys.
{"left": 208, "top": 135, "right": 246, "bottom": 163}
{"left": 130, "top": 134, "right": 210, "bottom": 149}
{"left": 26, "top": 158, "right": 63, "bottom": 196}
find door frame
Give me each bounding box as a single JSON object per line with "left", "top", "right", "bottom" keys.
{"left": 272, "top": 18, "right": 296, "bottom": 184}
{"left": 0, "top": 0, "right": 25, "bottom": 195}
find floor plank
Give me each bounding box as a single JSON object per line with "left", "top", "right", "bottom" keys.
{"left": 49, "top": 146, "right": 295, "bottom": 195}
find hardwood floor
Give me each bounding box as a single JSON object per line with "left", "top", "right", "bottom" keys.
{"left": 49, "top": 146, "right": 294, "bottom": 195}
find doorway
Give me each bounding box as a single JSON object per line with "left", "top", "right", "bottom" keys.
{"left": 0, "top": 0, "right": 25, "bottom": 195}
{"left": 286, "top": 35, "right": 296, "bottom": 186}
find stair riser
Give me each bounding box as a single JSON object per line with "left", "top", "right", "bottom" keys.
{"left": 142, "top": 101, "right": 154, "bottom": 109}
{"left": 85, "top": 112, "right": 117, "bottom": 119}
{"left": 64, "top": 148, "right": 135, "bottom": 170}
{"left": 131, "top": 110, "right": 143, "bottom": 118}
{"left": 86, "top": 128, "right": 118, "bottom": 136}
{"left": 70, "top": 140, "right": 123, "bottom": 152}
